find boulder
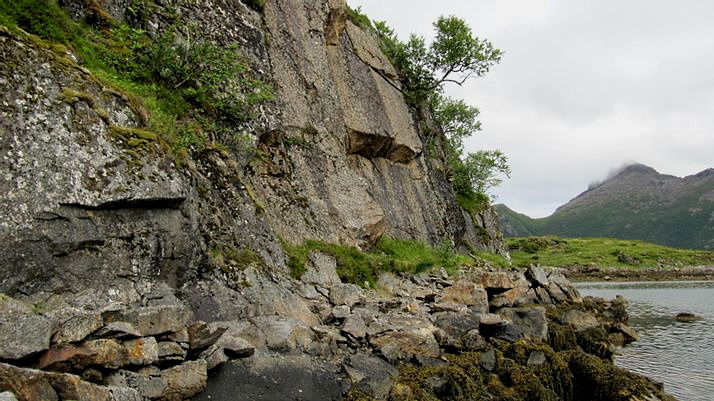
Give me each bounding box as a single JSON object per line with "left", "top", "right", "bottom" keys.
{"left": 526, "top": 266, "right": 550, "bottom": 287}
{"left": 188, "top": 321, "right": 227, "bottom": 350}
{"left": 123, "top": 337, "right": 159, "bottom": 366}
{"left": 302, "top": 252, "right": 342, "bottom": 289}
{"left": 329, "top": 284, "right": 365, "bottom": 308}
{"left": 104, "top": 305, "right": 193, "bottom": 337}
{"left": 369, "top": 315, "right": 439, "bottom": 363}
{"left": 0, "top": 312, "right": 53, "bottom": 360}
{"left": 479, "top": 272, "right": 518, "bottom": 291}
{"left": 343, "top": 353, "right": 398, "bottom": 400}
{"left": 46, "top": 307, "right": 103, "bottom": 344}
{"left": 479, "top": 349, "right": 496, "bottom": 371}
{"left": 199, "top": 332, "right": 255, "bottom": 370}
{"left": 157, "top": 342, "right": 187, "bottom": 361}
{"left": 79, "top": 339, "right": 127, "bottom": 369}
{"left": 497, "top": 307, "right": 548, "bottom": 341}
{"left": 613, "top": 323, "right": 640, "bottom": 343}
{"left": 440, "top": 280, "right": 488, "bottom": 313}
{"left": 92, "top": 322, "right": 142, "bottom": 340}
{"left": 160, "top": 360, "right": 208, "bottom": 401}
{"left": 563, "top": 310, "right": 600, "bottom": 332}
{"left": 675, "top": 312, "right": 702, "bottom": 323}
{"left": 527, "top": 351, "right": 547, "bottom": 366}
{"left": 342, "top": 314, "right": 368, "bottom": 339}
{"left": 106, "top": 369, "right": 166, "bottom": 400}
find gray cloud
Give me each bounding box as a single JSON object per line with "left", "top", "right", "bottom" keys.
{"left": 349, "top": 0, "right": 714, "bottom": 217}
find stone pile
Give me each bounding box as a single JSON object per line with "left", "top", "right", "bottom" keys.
{"left": 1, "top": 256, "right": 645, "bottom": 401}
{"left": 0, "top": 294, "right": 254, "bottom": 401}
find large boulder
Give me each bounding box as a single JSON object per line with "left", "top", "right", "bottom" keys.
{"left": 497, "top": 306, "right": 548, "bottom": 341}
{"left": 0, "top": 310, "right": 53, "bottom": 360}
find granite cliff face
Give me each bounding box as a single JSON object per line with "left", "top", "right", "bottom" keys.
{"left": 0, "top": 1, "right": 676, "bottom": 401}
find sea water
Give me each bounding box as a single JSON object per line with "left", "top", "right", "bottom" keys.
{"left": 577, "top": 281, "right": 714, "bottom": 401}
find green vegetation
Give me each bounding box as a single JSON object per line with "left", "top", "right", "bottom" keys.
{"left": 507, "top": 236, "right": 714, "bottom": 269}
{"left": 281, "top": 237, "right": 507, "bottom": 287}
{"left": 346, "top": 6, "right": 373, "bottom": 31}
{"left": 368, "top": 15, "right": 508, "bottom": 210}
{"left": 0, "top": 0, "right": 273, "bottom": 158}
{"left": 495, "top": 166, "right": 714, "bottom": 250}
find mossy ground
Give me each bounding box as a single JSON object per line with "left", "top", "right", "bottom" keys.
{"left": 281, "top": 237, "right": 506, "bottom": 287}
{"left": 508, "top": 236, "right": 714, "bottom": 270}
{"left": 0, "top": 0, "right": 272, "bottom": 160}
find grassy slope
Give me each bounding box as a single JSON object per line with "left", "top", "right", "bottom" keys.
{"left": 508, "top": 236, "right": 714, "bottom": 269}
{"left": 282, "top": 237, "right": 509, "bottom": 287}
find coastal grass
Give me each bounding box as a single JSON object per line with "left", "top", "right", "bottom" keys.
{"left": 0, "top": 0, "right": 271, "bottom": 158}
{"left": 281, "top": 237, "right": 506, "bottom": 287}
{"left": 508, "top": 236, "right": 714, "bottom": 269}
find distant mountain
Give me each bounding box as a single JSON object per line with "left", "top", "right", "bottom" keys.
{"left": 496, "top": 163, "right": 714, "bottom": 250}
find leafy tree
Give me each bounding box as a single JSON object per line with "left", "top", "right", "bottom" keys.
{"left": 373, "top": 16, "right": 508, "bottom": 207}
{"left": 375, "top": 16, "right": 501, "bottom": 105}
{"left": 453, "top": 150, "right": 510, "bottom": 197}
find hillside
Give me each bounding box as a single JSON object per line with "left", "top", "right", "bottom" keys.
{"left": 508, "top": 236, "right": 714, "bottom": 269}
{"left": 497, "top": 163, "right": 714, "bottom": 249}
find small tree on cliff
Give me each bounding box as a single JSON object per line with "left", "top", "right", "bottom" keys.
{"left": 374, "top": 16, "right": 508, "bottom": 207}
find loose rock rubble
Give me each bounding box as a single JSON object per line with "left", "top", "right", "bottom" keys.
{"left": 1, "top": 260, "right": 653, "bottom": 401}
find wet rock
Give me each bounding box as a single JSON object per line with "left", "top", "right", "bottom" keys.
{"left": 526, "top": 266, "right": 550, "bottom": 287}
{"left": 344, "top": 353, "right": 398, "bottom": 400}
{"left": 527, "top": 350, "right": 547, "bottom": 366}
{"left": 479, "top": 348, "right": 496, "bottom": 371}
{"left": 193, "top": 353, "right": 342, "bottom": 401}
{"left": 440, "top": 280, "right": 488, "bottom": 313}
{"left": 497, "top": 306, "right": 548, "bottom": 340}
{"left": 160, "top": 360, "right": 207, "bottom": 400}
{"left": 0, "top": 312, "right": 53, "bottom": 360}
{"left": 563, "top": 310, "right": 600, "bottom": 332}
{"left": 462, "top": 329, "right": 487, "bottom": 351}
{"left": 613, "top": 323, "right": 640, "bottom": 343}
{"left": 675, "top": 312, "right": 702, "bottom": 323}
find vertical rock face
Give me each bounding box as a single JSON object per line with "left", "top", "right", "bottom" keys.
{"left": 252, "top": 0, "right": 502, "bottom": 249}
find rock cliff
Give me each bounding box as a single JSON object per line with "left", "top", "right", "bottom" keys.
{"left": 0, "top": 1, "right": 675, "bottom": 400}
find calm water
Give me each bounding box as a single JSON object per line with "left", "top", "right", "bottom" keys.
{"left": 577, "top": 281, "right": 714, "bottom": 401}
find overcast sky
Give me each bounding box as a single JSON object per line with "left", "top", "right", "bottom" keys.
{"left": 349, "top": 0, "right": 714, "bottom": 217}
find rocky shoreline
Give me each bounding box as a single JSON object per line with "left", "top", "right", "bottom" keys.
{"left": 563, "top": 265, "right": 714, "bottom": 282}
{"left": 0, "top": 260, "right": 676, "bottom": 401}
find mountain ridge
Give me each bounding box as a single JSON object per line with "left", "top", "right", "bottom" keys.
{"left": 497, "top": 163, "right": 714, "bottom": 249}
